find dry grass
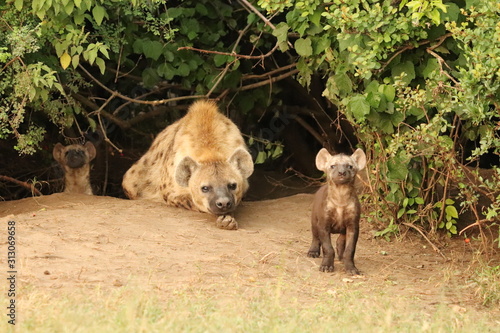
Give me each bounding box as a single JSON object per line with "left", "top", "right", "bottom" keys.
{"left": 2, "top": 277, "right": 499, "bottom": 333}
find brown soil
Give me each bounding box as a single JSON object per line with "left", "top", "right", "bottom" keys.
{"left": 0, "top": 192, "right": 497, "bottom": 313}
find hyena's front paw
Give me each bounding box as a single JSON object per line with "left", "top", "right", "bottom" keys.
{"left": 319, "top": 264, "right": 334, "bottom": 273}
{"left": 307, "top": 250, "right": 320, "bottom": 258}
{"left": 216, "top": 215, "right": 238, "bottom": 230}
{"left": 344, "top": 262, "right": 360, "bottom": 275}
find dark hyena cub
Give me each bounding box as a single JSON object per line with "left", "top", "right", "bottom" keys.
{"left": 307, "top": 148, "right": 366, "bottom": 275}
{"left": 53, "top": 142, "right": 96, "bottom": 195}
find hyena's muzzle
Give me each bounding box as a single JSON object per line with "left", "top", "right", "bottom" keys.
{"left": 65, "top": 149, "right": 89, "bottom": 169}
{"left": 207, "top": 185, "right": 238, "bottom": 215}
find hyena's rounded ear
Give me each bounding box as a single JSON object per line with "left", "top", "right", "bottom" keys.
{"left": 351, "top": 148, "right": 367, "bottom": 170}
{"left": 84, "top": 142, "right": 97, "bottom": 161}
{"left": 315, "top": 148, "right": 332, "bottom": 172}
{"left": 175, "top": 156, "right": 198, "bottom": 187}
{"left": 53, "top": 143, "right": 65, "bottom": 163}
{"left": 229, "top": 148, "right": 254, "bottom": 178}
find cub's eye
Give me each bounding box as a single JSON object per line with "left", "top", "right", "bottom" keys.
{"left": 330, "top": 164, "right": 337, "bottom": 169}
{"left": 228, "top": 183, "right": 237, "bottom": 191}
{"left": 347, "top": 165, "right": 353, "bottom": 169}
{"left": 201, "top": 186, "right": 211, "bottom": 193}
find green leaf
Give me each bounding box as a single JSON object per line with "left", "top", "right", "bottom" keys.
{"left": 382, "top": 85, "right": 395, "bottom": 102}
{"left": 338, "top": 34, "right": 358, "bottom": 52}
{"left": 92, "top": 5, "right": 106, "bottom": 26}
{"left": 157, "top": 63, "right": 175, "bottom": 80}
{"left": 214, "top": 54, "right": 227, "bottom": 67}
{"left": 71, "top": 55, "right": 79, "bottom": 69}
{"left": 428, "top": 8, "right": 441, "bottom": 26}
{"left": 397, "top": 208, "right": 405, "bottom": 219}
{"left": 295, "top": 38, "right": 312, "bottom": 57}
{"left": 177, "top": 63, "right": 190, "bottom": 77}
{"left": 271, "top": 145, "right": 283, "bottom": 159}
{"left": 143, "top": 40, "right": 164, "bottom": 61}
{"left": 422, "top": 58, "right": 439, "bottom": 78}
{"left": 445, "top": 205, "right": 459, "bottom": 219}
{"left": 142, "top": 68, "right": 160, "bottom": 88}
{"left": 392, "top": 61, "right": 415, "bottom": 85}
{"left": 95, "top": 57, "right": 105, "bottom": 74}
{"left": 255, "top": 151, "right": 267, "bottom": 164}
{"left": 387, "top": 155, "right": 409, "bottom": 181}
{"left": 273, "top": 22, "right": 289, "bottom": 44}
{"left": 14, "top": 0, "right": 23, "bottom": 11}
{"left": 415, "top": 197, "right": 424, "bottom": 205}
{"left": 334, "top": 72, "right": 352, "bottom": 96}
{"left": 347, "top": 95, "right": 370, "bottom": 122}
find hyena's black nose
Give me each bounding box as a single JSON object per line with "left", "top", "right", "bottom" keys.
{"left": 338, "top": 170, "right": 347, "bottom": 177}
{"left": 216, "top": 198, "right": 232, "bottom": 210}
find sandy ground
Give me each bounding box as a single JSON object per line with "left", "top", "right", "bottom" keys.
{"left": 0, "top": 193, "right": 496, "bottom": 314}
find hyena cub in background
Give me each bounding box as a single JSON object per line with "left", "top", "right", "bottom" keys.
{"left": 307, "top": 148, "right": 367, "bottom": 275}
{"left": 53, "top": 142, "right": 96, "bottom": 195}
{"left": 122, "top": 100, "right": 254, "bottom": 230}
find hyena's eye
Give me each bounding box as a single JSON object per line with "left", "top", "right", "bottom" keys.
{"left": 330, "top": 164, "right": 337, "bottom": 169}
{"left": 227, "top": 183, "right": 237, "bottom": 191}
{"left": 347, "top": 165, "right": 353, "bottom": 169}
{"left": 201, "top": 186, "right": 211, "bottom": 193}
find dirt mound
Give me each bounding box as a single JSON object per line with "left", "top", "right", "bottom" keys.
{"left": 0, "top": 193, "right": 489, "bottom": 310}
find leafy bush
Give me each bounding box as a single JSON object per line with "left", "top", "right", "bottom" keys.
{"left": 259, "top": 0, "right": 499, "bottom": 243}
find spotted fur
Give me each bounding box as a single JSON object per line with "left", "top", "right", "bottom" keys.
{"left": 122, "top": 100, "right": 254, "bottom": 229}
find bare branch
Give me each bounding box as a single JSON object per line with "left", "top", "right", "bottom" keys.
{"left": 78, "top": 64, "right": 205, "bottom": 106}
{"left": 242, "top": 63, "right": 297, "bottom": 80}
{"left": 0, "top": 175, "right": 42, "bottom": 196}
{"left": 239, "top": 68, "right": 299, "bottom": 91}
{"left": 206, "top": 23, "right": 252, "bottom": 97}
{"left": 178, "top": 42, "right": 280, "bottom": 60}
{"left": 238, "top": 0, "right": 276, "bottom": 30}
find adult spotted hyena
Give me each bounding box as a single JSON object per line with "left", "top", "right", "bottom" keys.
{"left": 122, "top": 100, "right": 254, "bottom": 230}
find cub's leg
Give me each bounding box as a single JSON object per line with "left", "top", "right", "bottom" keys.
{"left": 342, "top": 226, "right": 360, "bottom": 275}
{"left": 336, "top": 232, "right": 346, "bottom": 260}
{"left": 307, "top": 223, "right": 321, "bottom": 258}
{"left": 318, "top": 228, "right": 335, "bottom": 272}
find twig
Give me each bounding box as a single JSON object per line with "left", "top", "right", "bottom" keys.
{"left": 239, "top": 68, "right": 299, "bottom": 91}
{"left": 238, "top": 0, "right": 276, "bottom": 30}
{"left": 92, "top": 93, "right": 124, "bottom": 153}
{"left": 178, "top": 42, "right": 280, "bottom": 60}
{"left": 401, "top": 222, "right": 447, "bottom": 260}
{"left": 0, "top": 175, "right": 42, "bottom": 196}
{"left": 78, "top": 64, "right": 205, "bottom": 106}
{"left": 206, "top": 23, "right": 252, "bottom": 97}
{"left": 242, "top": 63, "right": 297, "bottom": 80}
{"left": 294, "top": 116, "right": 324, "bottom": 145}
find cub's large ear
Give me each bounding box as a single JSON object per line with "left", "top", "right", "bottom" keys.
{"left": 351, "top": 148, "right": 367, "bottom": 170}
{"left": 228, "top": 148, "right": 254, "bottom": 178}
{"left": 315, "top": 148, "right": 332, "bottom": 172}
{"left": 53, "top": 143, "right": 65, "bottom": 164}
{"left": 84, "top": 142, "right": 97, "bottom": 161}
{"left": 175, "top": 156, "right": 199, "bottom": 187}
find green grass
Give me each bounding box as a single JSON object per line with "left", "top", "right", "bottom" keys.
{"left": 1, "top": 282, "right": 499, "bottom": 333}
{"left": 471, "top": 259, "right": 500, "bottom": 307}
